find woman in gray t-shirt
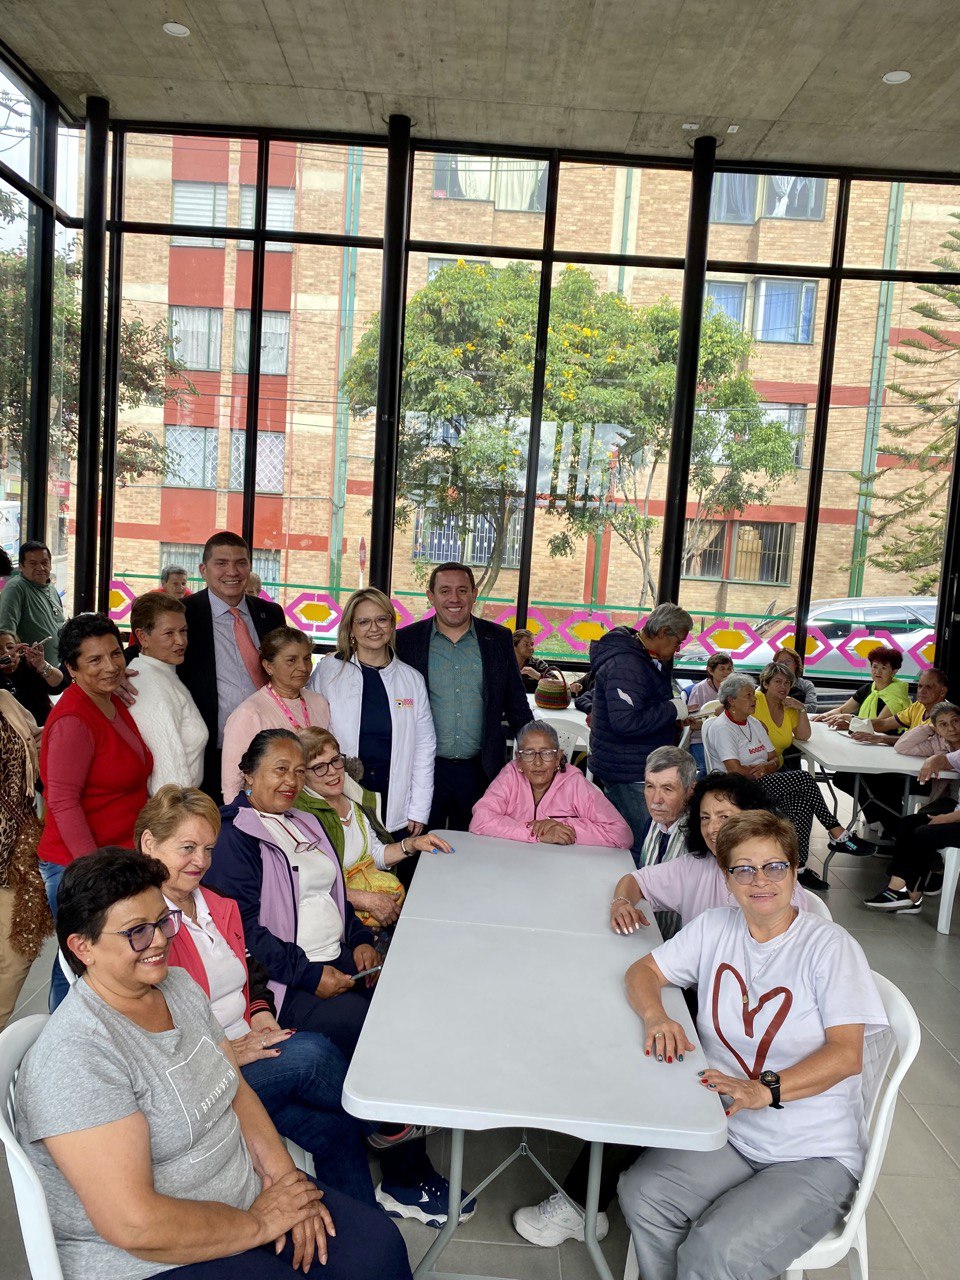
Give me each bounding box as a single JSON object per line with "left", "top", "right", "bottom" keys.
{"left": 15, "top": 848, "right": 410, "bottom": 1280}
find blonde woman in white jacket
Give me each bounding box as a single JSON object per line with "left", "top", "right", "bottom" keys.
{"left": 308, "top": 589, "right": 436, "bottom": 844}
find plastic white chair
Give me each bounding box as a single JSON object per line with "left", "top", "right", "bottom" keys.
{"left": 622, "top": 971, "right": 920, "bottom": 1280}
{"left": 700, "top": 714, "right": 724, "bottom": 773}
{"left": 937, "top": 847, "right": 960, "bottom": 935}
{"left": 538, "top": 715, "right": 593, "bottom": 782}
{"left": 803, "top": 890, "right": 833, "bottom": 921}
{"left": 0, "top": 1014, "right": 64, "bottom": 1280}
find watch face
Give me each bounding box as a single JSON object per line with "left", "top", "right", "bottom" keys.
{"left": 760, "top": 1070, "right": 779, "bottom": 1087}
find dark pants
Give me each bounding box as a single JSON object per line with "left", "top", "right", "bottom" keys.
{"left": 889, "top": 799, "right": 958, "bottom": 891}
{"left": 429, "top": 755, "right": 489, "bottom": 831}
{"left": 833, "top": 771, "right": 929, "bottom": 834}
{"left": 152, "top": 1178, "right": 411, "bottom": 1280}
{"left": 38, "top": 860, "right": 68, "bottom": 1012}
{"left": 241, "top": 1032, "right": 376, "bottom": 1206}
{"left": 277, "top": 950, "right": 432, "bottom": 1188}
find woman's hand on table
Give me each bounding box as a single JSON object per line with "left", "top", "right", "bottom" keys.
{"left": 529, "top": 818, "right": 576, "bottom": 844}
{"left": 850, "top": 730, "right": 885, "bottom": 744}
{"left": 409, "top": 832, "right": 454, "bottom": 856}
{"left": 231, "top": 1022, "right": 295, "bottom": 1066}
{"left": 250, "top": 1169, "right": 333, "bottom": 1272}
{"left": 920, "top": 753, "right": 951, "bottom": 783}
{"left": 352, "top": 943, "right": 381, "bottom": 986}
{"left": 315, "top": 966, "right": 355, "bottom": 999}
{"left": 610, "top": 899, "right": 651, "bottom": 934}
{"left": 698, "top": 1069, "right": 771, "bottom": 1116}
{"left": 643, "top": 1012, "right": 695, "bottom": 1063}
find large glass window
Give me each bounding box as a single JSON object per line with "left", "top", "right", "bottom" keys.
{"left": 0, "top": 181, "right": 34, "bottom": 565}
{"left": 754, "top": 279, "right": 817, "bottom": 344}
{"left": 709, "top": 170, "right": 838, "bottom": 266}
{"left": 233, "top": 310, "right": 290, "bottom": 375}
{"left": 411, "top": 150, "right": 547, "bottom": 252}
{"left": 554, "top": 163, "right": 691, "bottom": 258}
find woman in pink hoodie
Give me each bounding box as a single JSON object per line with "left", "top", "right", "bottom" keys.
{"left": 470, "top": 720, "right": 633, "bottom": 848}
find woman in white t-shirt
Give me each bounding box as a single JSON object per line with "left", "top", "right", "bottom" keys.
{"left": 619, "top": 809, "right": 887, "bottom": 1280}
{"left": 709, "top": 672, "right": 873, "bottom": 892}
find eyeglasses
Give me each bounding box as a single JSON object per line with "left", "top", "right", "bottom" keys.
{"left": 517, "top": 748, "right": 560, "bottom": 763}
{"left": 107, "top": 910, "right": 182, "bottom": 953}
{"left": 725, "top": 862, "right": 792, "bottom": 885}
{"left": 354, "top": 615, "right": 393, "bottom": 629}
{"left": 309, "top": 754, "right": 346, "bottom": 776}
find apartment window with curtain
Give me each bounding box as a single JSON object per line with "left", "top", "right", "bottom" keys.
{"left": 432, "top": 155, "right": 548, "bottom": 212}
{"left": 705, "top": 280, "right": 747, "bottom": 327}
{"left": 228, "top": 430, "right": 285, "bottom": 492}
{"left": 754, "top": 279, "right": 816, "bottom": 343}
{"left": 168, "top": 305, "right": 223, "bottom": 370}
{"left": 233, "top": 310, "right": 291, "bottom": 375}
{"left": 761, "top": 402, "right": 807, "bottom": 465}
{"left": 239, "top": 184, "right": 295, "bottom": 249}
{"left": 762, "top": 176, "right": 826, "bottom": 220}
{"left": 709, "top": 173, "right": 758, "bottom": 224}
{"left": 163, "top": 426, "right": 219, "bottom": 488}
{"left": 171, "top": 181, "right": 228, "bottom": 246}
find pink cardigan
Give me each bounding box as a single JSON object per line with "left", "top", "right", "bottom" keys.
{"left": 470, "top": 761, "right": 633, "bottom": 848}
{"left": 221, "top": 685, "right": 330, "bottom": 802}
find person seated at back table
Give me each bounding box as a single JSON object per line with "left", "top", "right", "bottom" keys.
{"left": 771, "top": 646, "right": 818, "bottom": 714}
{"left": 864, "top": 700, "right": 960, "bottom": 912}
{"left": 513, "top": 772, "right": 815, "bottom": 1251}
{"left": 470, "top": 720, "right": 633, "bottom": 849}
{"left": 815, "top": 645, "right": 910, "bottom": 728}
{"left": 14, "top": 848, "right": 411, "bottom": 1280}
{"left": 753, "top": 661, "right": 811, "bottom": 765}
{"left": 831, "top": 665, "right": 950, "bottom": 835}
{"left": 684, "top": 651, "right": 733, "bottom": 775}
{"left": 711, "top": 672, "right": 873, "bottom": 892}
{"left": 618, "top": 810, "right": 887, "bottom": 1280}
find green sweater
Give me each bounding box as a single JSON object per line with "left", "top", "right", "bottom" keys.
{"left": 0, "top": 575, "right": 65, "bottom": 665}
{"left": 294, "top": 787, "right": 392, "bottom": 868}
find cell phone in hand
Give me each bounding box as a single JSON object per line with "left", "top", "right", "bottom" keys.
{"left": 353, "top": 964, "right": 382, "bottom": 982}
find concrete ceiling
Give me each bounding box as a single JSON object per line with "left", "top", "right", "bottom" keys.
{"left": 4, "top": 0, "right": 960, "bottom": 171}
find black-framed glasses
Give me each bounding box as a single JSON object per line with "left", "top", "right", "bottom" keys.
{"left": 517, "top": 748, "right": 560, "bottom": 763}
{"left": 309, "top": 754, "right": 346, "bottom": 776}
{"left": 107, "top": 910, "right": 182, "bottom": 953}
{"left": 725, "top": 862, "right": 791, "bottom": 885}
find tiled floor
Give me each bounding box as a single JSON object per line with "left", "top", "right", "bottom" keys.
{"left": 4, "top": 817, "right": 960, "bottom": 1279}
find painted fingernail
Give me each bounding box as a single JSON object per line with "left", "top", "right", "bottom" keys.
{"left": 645, "top": 1049, "right": 650, "bottom": 1056}
{"left": 698, "top": 1070, "right": 705, "bottom": 1076}
{"left": 657, "top": 1054, "right": 663, "bottom": 1062}
{"left": 678, "top": 1054, "right": 684, "bottom": 1062}
{"left": 709, "top": 1082, "right": 717, "bottom": 1089}
{"left": 724, "top": 1109, "right": 731, "bottom": 1116}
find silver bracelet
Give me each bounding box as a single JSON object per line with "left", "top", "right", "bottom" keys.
{"left": 611, "top": 895, "right": 633, "bottom": 907}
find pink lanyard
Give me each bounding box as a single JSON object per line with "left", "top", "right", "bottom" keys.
{"left": 265, "top": 683, "right": 312, "bottom": 730}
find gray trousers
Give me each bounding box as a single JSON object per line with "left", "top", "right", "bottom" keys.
{"left": 618, "top": 1141, "right": 858, "bottom": 1280}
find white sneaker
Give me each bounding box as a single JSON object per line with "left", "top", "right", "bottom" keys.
{"left": 512, "top": 1191, "right": 609, "bottom": 1247}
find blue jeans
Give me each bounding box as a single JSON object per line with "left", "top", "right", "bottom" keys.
{"left": 602, "top": 782, "right": 649, "bottom": 867}
{"left": 689, "top": 741, "right": 707, "bottom": 778}
{"left": 153, "top": 1178, "right": 411, "bottom": 1280}
{"left": 38, "top": 860, "right": 69, "bottom": 1012}
{"left": 242, "top": 1031, "right": 376, "bottom": 1206}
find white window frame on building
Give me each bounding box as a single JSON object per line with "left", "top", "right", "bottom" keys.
{"left": 233, "top": 310, "right": 291, "bottom": 375}
{"left": 169, "top": 305, "right": 223, "bottom": 371}
{"left": 228, "top": 430, "right": 285, "bottom": 493}
{"left": 413, "top": 507, "right": 523, "bottom": 569}
{"left": 239, "top": 184, "right": 295, "bottom": 250}
{"left": 432, "top": 154, "right": 548, "bottom": 213}
{"left": 163, "top": 425, "right": 219, "bottom": 488}
{"left": 681, "top": 518, "right": 795, "bottom": 585}
{"left": 753, "top": 279, "right": 817, "bottom": 344}
{"left": 171, "top": 181, "right": 228, "bottom": 247}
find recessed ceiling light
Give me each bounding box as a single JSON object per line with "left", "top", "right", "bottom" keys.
{"left": 162, "top": 21, "right": 191, "bottom": 38}
{"left": 681, "top": 122, "right": 699, "bottom": 131}
{"left": 727, "top": 124, "right": 740, "bottom": 134}
{"left": 882, "top": 69, "right": 911, "bottom": 85}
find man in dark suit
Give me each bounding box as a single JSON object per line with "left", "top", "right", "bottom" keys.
{"left": 395, "top": 561, "right": 532, "bottom": 833}
{"left": 130, "top": 532, "right": 284, "bottom": 799}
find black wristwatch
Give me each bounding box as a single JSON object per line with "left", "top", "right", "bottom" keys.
{"left": 759, "top": 1069, "right": 783, "bottom": 1109}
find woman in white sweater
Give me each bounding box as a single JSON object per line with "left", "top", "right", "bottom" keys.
{"left": 308, "top": 589, "right": 436, "bottom": 840}
{"left": 127, "top": 592, "right": 208, "bottom": 793}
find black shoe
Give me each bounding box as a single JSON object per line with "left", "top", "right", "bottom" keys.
{"left": 798, "top": 867, "right": 829, "bottom": 892}
{"left": 827, "top": 831, "right": 877, "bottom": 857}
{"left": 924, "top": 872, "right": 944, "bottom": 897}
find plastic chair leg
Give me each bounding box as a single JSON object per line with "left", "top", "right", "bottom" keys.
{"left": 937, "top": 849, "right": 960, "bottom": 936}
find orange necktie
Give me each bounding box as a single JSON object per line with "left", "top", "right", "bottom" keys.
{"left": 229, "top": 607, "right": 267, "bottom": 689}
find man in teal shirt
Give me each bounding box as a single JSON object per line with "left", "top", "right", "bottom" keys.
{"left": 0, "top": 541, "right": 66, "bottom": 668}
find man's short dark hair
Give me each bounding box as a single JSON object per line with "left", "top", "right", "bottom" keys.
{"left": 57, "top": 848, "right": 169, "bottom": 975}
{"left": 202, "top": 531, "right": 249, "bottom": 565}
{"left": 58, "top": 612, "right": 122, "bottom": 669}
{"left": 18, "top": 540, "right": 51, "bottom": 565}
{"left": 428, "top": 561, "right": 476, "bottom": 593}
{"left": 160, "top": 564, "right": 188, "bottom": 583}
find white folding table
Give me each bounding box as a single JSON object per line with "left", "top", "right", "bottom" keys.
{"left": 342, "top": 832, "right": 726, "bottom": 1280}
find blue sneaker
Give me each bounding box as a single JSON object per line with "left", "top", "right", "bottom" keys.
{"left": 376, "top": 1172, "right": 478, "bottom": 1227}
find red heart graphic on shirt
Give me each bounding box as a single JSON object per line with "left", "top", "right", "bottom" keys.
{"left": 710, "top": 962, "right": 793, "bottom": 1079}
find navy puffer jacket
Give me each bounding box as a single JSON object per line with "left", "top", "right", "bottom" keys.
{"left": 587, "top": 626, "right": 679, "bottom": 783}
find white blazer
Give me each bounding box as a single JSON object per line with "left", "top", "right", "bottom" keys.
{"left": 308, "top": 652, "right": 436, "bottom": 831}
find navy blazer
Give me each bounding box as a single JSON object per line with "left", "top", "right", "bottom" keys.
{"left": 395, "top": 613, "right": 532, "bottom": 781}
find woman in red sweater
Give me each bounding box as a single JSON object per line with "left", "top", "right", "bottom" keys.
{"left": 38, "top": 613, "right": 152, "bottom": 1007}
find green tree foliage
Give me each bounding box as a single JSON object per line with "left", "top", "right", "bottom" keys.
{"left": 0, "top": 195, "right": 193, "bottom": 490}
{"left": 343, "top": 261, "right": 797, "bottom": 601}
{"left": 861, "top": 216, "right": 960, "bottom": 593}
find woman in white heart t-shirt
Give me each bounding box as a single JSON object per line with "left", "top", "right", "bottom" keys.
{"left": 618, "top": 809, "right": 887, "bottom": 1280}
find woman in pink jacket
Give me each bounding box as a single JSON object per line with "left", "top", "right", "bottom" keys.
{"left": 470, "top": 720, "right": 633, "bottom": 848}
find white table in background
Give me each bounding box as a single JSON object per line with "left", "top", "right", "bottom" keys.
{"left": 525, "top": 692, "right": 589, "bottom": 733}
{"left": 342, "top": 832, "right": 726, "bottom": 1280}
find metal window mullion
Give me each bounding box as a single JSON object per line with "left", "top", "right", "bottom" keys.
{"left": 25, "top": 94, "right": 57, "bottom": 543}
{"left": 241, "top": 140, "right": 269, "bottom": 551}
{"left": 96, "top": 126, "right": 125, "bottom": 612}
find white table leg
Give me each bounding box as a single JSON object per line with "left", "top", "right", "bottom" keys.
{"left": 415, "top": 1127, "right": 465, "bottom": 1277}
{"left": 582, "top": 1140, "right": 615, "bottom": 1280}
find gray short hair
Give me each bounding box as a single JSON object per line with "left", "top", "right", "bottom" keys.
{"left": 644, "top": 746, "right": 698, "bottom": 791}
{"left": 516, "top": 720, "right": 560, "bottom": 752}
{"left": 930, "top": 701, "right": 960, "bottom": 723}
{"left": 717, "top": 672, "right": 757, "bottom": 708}
{"left": 642, "top": 602, "right": 693, "bottom": 640}
{"left": 160, "top": 564, "right": 187, "bottom": 582}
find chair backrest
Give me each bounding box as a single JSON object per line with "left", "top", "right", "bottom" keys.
{"left": 826, "top": 972, "right": 920, "bottom": 1254}
{"left": 0, "top": 1015, "right": 63, "bottom": 1280}
{"left": 700, "top": 714, "right": 724, "bottom": 772}
{"left": 535, "top": 715, "right": 590, "bottom": 759}
{"left": 802, "top": 889, "right": 833, "bottom": 921}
